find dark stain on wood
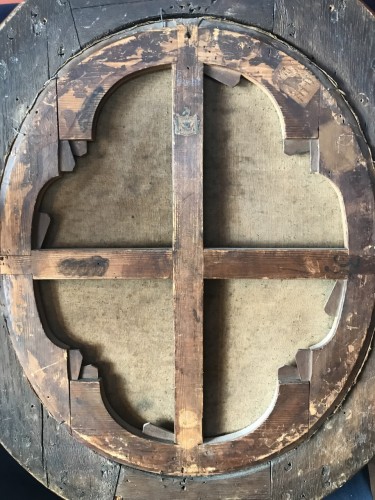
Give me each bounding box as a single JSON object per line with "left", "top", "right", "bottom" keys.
{"left": 58, "top": 256, "right": 110, "bottom": 277}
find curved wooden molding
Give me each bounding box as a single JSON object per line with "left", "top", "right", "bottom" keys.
{"left": 57, "top": 28, "right": 178, "bottom": 140}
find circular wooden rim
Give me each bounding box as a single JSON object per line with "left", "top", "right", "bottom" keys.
{"left": 1, "top": 20, "right": 374, "bottom": 477}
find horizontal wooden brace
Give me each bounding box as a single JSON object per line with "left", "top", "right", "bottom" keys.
{"left": 0, "top": 248, "right": 370, "bottom": 280}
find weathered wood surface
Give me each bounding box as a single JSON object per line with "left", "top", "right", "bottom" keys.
{"left": 57, "top": 27, "right": 178, "bottom": 140}
{"left": 0, "top": 295, "right": 46, "bottom": 482}
{"left": 172, "top": 25, "right": 204, "bottom": 451}
{"left": 274, "top": 0, "right": 375, "bottom": 161}
{"left": 198, "top": 26, "right": 320, "bottom": 140}
{"left": 0, "top": 0, "right": 79, "bottom": 175}
{"left": 6, "top": 248, "right": 375, "bottom": 280}
{"left": 43, "top": 412, "right": 121, "bottom": 500}
{"left": 2, "top": 274, "right": 70, "bottom": 424}
{"left": 0, "top": 84, "right": 59, "bottom": 255}
{"left": 115, "top": 463, "right": 271, "bottom": 499}
{"left": 0, "top": 1, "right": 374, "bottom": 498}
{"left": 69, "top": 0, "right": 274, "bottom": 47}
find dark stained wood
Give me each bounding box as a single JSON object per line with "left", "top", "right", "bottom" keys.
{"left": 274, "top": 0, "right": 375, "bottom": 160}
{"left": 306, "top": 85, "right": 375, "bottom": 427}
{"left": 0, "top": 283, "right": 46, "bottom": 484}
{"left": 57, "top": 28, "right": 178, "bottom": 140}
{"left": 43, "top": 410, "right": 121, "bottom": 500}
{"left": 5, "top": 248, "right": 370, "bottom": 280}
{"left": 70, "top": 380, "right": 182, "bottom": 474}
{"left": 81, "top": 364, "right": 99, "bottom": 380}
{"left": 0, "top": 0, "right": 80, "bottom": 176}
{"left": 32, "top": 248, "right": 173, "bottom": 280}
{"left": 69, "top": 0, "right": 274, "bottom": 47}
{"left": 173, "top": 25, "right": 204, "bottom": 451}
{"left": 198, "top": 379, "right": 309, "bottom": 473}
{"left": 115, "top": 463, "right": 271, "bottom": 499}
{"left": 271, "top": 336, "right": 375, "bottom": 498}
{"left": 1, "top": 7, "right": 375, "bottom": 495}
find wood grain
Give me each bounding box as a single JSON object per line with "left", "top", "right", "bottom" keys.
{"left": 69, "top": 0, "right": 274, "bottom": 47}
{"left": 115, "top": 462, "right": 271, "bottom": 499}
{"left": 0, "top": 84, "right": 59, "bottom": 255}
{"left": 2, "top": 274, "right": 69, "bottom": 424}
{"left": 204, "top": 248, "right": 352, "bottom": 279}
{"left": 4, "top": 248, "right": 371, "bottom": 280}
{"left": 274, "top": 0, "right": 375, "bottom": 161}
{"left": 0, "top": 8, "right": 375, "bottom": 495}
{"left": 173, "top": 25, "right": 204, "bottom": 451}
{"left": 198, "top": 24, "right": 320, "bottom": 140}
{"left": 57, "top": 28, "right": 178, "bottom": 140}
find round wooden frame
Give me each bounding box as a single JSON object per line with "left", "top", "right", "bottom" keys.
{"left": 1, "top": 1, "right": 375, "bottom": 497}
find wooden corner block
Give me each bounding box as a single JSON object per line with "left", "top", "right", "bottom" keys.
{"left": 69, "top": 350, "right": 83, "bottom": 380}
{"left": 324, "top": 281, "right": 345, "bottom": 317}
{"left": 204, "top": 65, "right": 241, "bottom": 87}
{"left": 284, "top": 138, "right": 311, "bottom": 156}
{"left": 278, "top": 365, "right": 301, "bottom": 383}
{"left": 35, "top": 212, "right": 51, "bottom": 249}
{"left": 296, "top": 349, "right": 313, "bottom": 382}
{"left": 59, "top": 140, "right": 76, "bottom": 172}
{"left": 70, "top": 140, "right": 88, "bottom": 157}
{"left": 81, "top": 364, "right": 99, "bottom": 380}
{"left": 142, "top": 423, "right": 174, "bottom": 442}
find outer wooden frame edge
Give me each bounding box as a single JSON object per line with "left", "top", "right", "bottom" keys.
{"left": 0, "top": 1, "right": 374, "bottom": 498}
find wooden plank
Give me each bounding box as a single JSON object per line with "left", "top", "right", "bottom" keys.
{"left": 43, "top": 410, "right": 121, "bottom": 500}
{"left": 69, "top": 380, "right": 181, "bottom": 474}
{"left": 204, "top": 65, "right": 241, "bottom": 87}
{"left": 69, "top": 350, "right": 83, "bottom": 380}
{"left": 204, "top": 249, "right": 351, "bottom": 279}
{"left": 0, "top": 0, "right": 80, "bottom": 176}
{"left": 307, "top": 86, "right": 375, "bottom": 427}
{"left": 70, "top": 0, "right": 274, "bottom": 47}
{"left": 0, "top": 278, "right": 46, "bottom": 484}
{"left": 115, "top": 463, "right": 271, "bottom": 500}
{"left": 70, "top": 140, "right": 87, "bottom": 157}
{"left": 34, "top": 212, "right": 51, "bottom": 249}
{"left": 274, "top": 0, "right": 375, "bottom": 160}
{"left": 3, "top": 248, "right": 375, "bottom": 279}
{"left": 31, "top": 249, "right": 173, "bottom": 279}
{"left": 173, "top": 25, "right": 204, "bottom": 450}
